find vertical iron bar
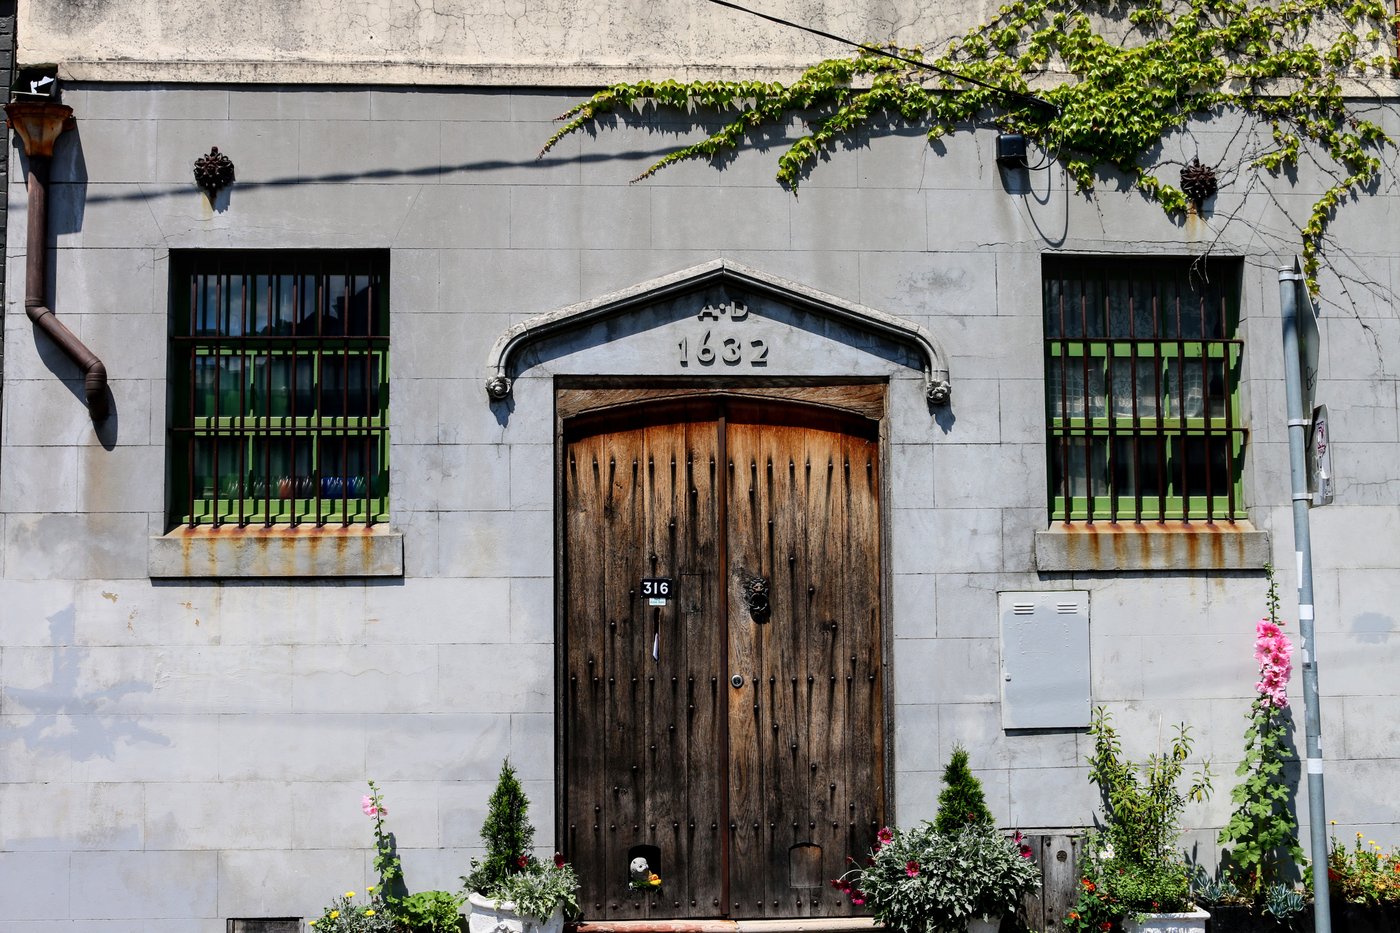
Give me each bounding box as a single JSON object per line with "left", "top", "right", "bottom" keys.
{"left": 1201, "top": 287, "right": 1215, "bottom": 522}
{"left": 1226, "top": 332, "right": 1239, "bottom": 522}
{"left": 264, "top": 274, "right": 273, "bottom": 526}
{"left": 363, "top": 272, "right": 374, "bottom": 525}
{"left": 1080, "top": 274, "right": 1093, "bottom": 524}
{"left": 314, "top": 269, "right": 325, "bottom": 526}
{"left": 1174, "top": 277, "right": 1188, "bottom": 521}
{"left": 1153, "top": 277, "right": 1166, "bottom": 521}
{"left": 1129, "top": 284, "right": 1142, "bottom": 523}
{"left": 1057, "top": 279, "right": 1071, "bottom": 523}
{"left": 291, "top": 272, "right": 302, "bottom": 527}
{"left": 186, "top": 270, "right": 198, "bottom": 527}
{"left": 212, "top": 270, "right": 224, "bottom": 527}
{"left": 342, "top": 271, "right": 351, "bottom": 526}
{"left": 238, "top": 270, "right": 248, "bottom": 528}
{"left": 1106, "top": 275, "right": 1118, "bottom": 524}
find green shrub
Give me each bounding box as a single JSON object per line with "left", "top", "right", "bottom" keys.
{"left": 934, "top": 745, "right": 994, "bottom": 835}
{"left": 463, "top": 759, "right": 535, "bottom": 897}
{"left": 399, "top": 890, "right": 466, "bottom": 933}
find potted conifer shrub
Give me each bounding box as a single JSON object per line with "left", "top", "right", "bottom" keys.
{"left": 463, "top": 760, "right": 579, "bottom": 933}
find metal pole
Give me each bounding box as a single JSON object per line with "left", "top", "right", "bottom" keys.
{"left": 1278, "top": 264, "right": 1331, "bottom": 933}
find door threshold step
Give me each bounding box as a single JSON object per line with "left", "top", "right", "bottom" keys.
{"left": 572, "top": 919, "right": 879, "bottom": 933}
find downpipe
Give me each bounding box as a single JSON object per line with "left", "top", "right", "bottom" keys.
{"left": 5, "top": 101, "right": 109, "bottom": 421}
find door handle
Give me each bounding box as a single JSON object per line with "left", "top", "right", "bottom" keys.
{"left": 744, "top": 576, "right": 770, "bottom": 621}
{"left": 731, "top": 674, "right": 744, "bottom": 688}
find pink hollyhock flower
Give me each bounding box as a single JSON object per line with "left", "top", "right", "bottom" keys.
{"left": 361, "top": 795, "right": 382, "bottom": 817}
{"left": 905, "top": 861, "right": 920, "bottom": 877}
{"left": 1253, "top": 618, "right": 1293, "bottom": 708}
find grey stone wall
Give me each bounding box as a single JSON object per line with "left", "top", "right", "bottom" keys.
{"left": 1, "top": 84, "right": 1398, "bottom": 928}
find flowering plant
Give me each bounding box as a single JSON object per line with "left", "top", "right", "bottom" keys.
{"left": 486, "top": 855, "right": 581, "bottom": 921}
{"left": 1218, "top": 566, "right": 1305, "bottom": 901}
{"left": 1064, "top": 707, "right": 1211, "bottom": 931}
{"left": 308, "top": 888, "right": 398, "bottom": 933}
{"left": 310, "top": 783, "right": 467, "bottom": 933}
{"left": 1329, "top": 832, "right": 1400, "bottom": 905}
{"left": 833, "top": 821, "right": 1040, "bottom": 933}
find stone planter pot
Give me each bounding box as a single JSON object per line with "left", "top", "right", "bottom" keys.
{"left": 1206, "top": 903, "right": 1314, "bottom": 933}
{"left": 1124, "top": 907, "right": 1211, "bottom": 933}
{"left": 1333, "top": 901, "right": 1400, "bottom": 933}
{"left": 466, "top": 891, "right": 564, "bottom": 933}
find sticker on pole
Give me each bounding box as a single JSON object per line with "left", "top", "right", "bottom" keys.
{"left": 1308, "top": 404, "right": 1334, "bottom": 507}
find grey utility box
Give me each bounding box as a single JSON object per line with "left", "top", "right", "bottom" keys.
{"left": 998, "top": 591, "right": 1091, "bottom": 730}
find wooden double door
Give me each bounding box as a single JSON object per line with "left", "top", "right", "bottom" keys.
{"left": 562, "top": 392, "right": 886, "bottom": 921}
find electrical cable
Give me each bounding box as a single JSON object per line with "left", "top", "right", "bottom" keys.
{"left": 702, "top": 0, "right": 1059, "bottom": 114}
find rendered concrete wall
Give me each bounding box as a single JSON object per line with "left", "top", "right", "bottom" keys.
{"left": 20, "top": 0, "right": 1005, "bottom": 85}
{"left": 0, "top": 84, "right": 1398, "bottom": 928}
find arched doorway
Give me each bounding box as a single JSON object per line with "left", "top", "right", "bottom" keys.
{"left": 559, "top": 387, "right": 887, "bottom": 921}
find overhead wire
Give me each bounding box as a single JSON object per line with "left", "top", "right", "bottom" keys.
{"left": 701, "top": 0, "right": 1059, "bottom": 114}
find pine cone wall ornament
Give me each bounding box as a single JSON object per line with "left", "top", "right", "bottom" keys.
{"left": 1180, "top": 158, "right": 1218, "bottom": 208}
{"left": 193, "top": 146, "right": 236, "bottom": 198}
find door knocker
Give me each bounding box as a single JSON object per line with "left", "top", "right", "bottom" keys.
{"left": 743, "top": 574, "right": 771, "bottom": 622}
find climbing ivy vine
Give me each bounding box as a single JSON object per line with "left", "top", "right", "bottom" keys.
{"left": 541, "top": 0, "right": 1400, "bottom": 292}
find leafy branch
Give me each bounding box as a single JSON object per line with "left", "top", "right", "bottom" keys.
{"left": 540, "top": 0, "right": 1399, "bottom": 293}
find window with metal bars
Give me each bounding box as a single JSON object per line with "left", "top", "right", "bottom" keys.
{"left": 168, "top": 251, "right": 389, "bottom": 528}
{"left": 1043, "top": 255, "right": 1246, "bottom": 523}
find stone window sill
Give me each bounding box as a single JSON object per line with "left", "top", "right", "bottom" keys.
{"left": 1034, "top": 520, "right": 1269, "bottom": 572}
{"left": 149, "top": 525, "right": 404, "bottom": 578}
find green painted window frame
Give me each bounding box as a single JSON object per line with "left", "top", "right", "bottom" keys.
{"left": 168, "top": 250, "right": 390, "bottom": 528}
{"left": 1043, "top": 256, "right": 1247, "bottom": 523}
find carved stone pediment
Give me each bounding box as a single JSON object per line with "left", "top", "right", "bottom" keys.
{"left": 485, "top": 259, "right": 951, "bottom": 405}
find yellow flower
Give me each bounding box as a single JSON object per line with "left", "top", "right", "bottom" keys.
{"left": 649, "top": 873, "right": 662, "bottom": 886}
{"left": 367, "top": 886, "right": 376, "bottom": 894}
{"left": 330, "top": 910, "right": 340, "bottom": 920}
{"left": 366, "top": 910, "right": 376, "bottom": 916}
{"left": 345, "top": 891, "right": 356, "bottom": 898}
{"left": 309, "top": 923, "right": 317, "bottom": 928}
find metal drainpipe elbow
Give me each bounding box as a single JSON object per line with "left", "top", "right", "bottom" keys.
{"left": 7, "top": 99, "right": 111, "bottom": 423}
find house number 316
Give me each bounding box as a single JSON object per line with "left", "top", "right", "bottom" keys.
{"left": 678, "top": 330, "right": 770, "bottom": 367}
